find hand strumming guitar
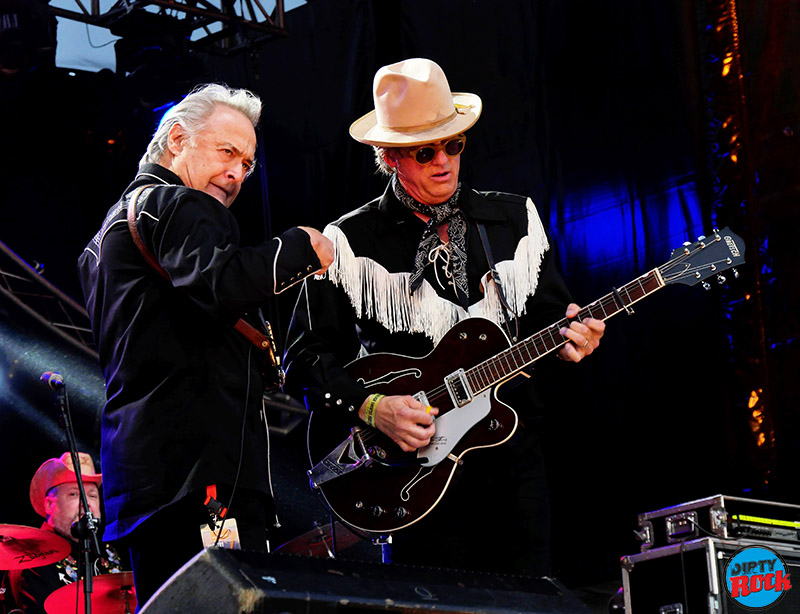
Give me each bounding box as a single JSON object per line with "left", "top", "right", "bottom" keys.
{"left": 358, "top": 394, "right": 439, "bottom": 452}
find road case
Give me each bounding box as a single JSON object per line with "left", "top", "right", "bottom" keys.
{"left": 635, "top": 494, "right": 800, "bottom": 552}
{"left": 621, "top": 537, "right": 800, "bottom": 613}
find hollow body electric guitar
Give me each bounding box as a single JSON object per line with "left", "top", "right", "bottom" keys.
{"left": 307, "top": 228, "right": 746, "bottom": 535}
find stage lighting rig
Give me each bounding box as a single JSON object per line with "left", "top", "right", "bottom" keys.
{"left": 47, "top": 0, "right": 288, "bottom": 55}
{"left": 0, "top": 0, "right": 56, "bottom": 75}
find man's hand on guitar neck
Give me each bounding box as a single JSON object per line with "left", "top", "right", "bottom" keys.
{"left": 557, "top": 302, "right": 606, "bottom": 362}
{"left": 358, "top": 395, "right": 439, "bottom": 452}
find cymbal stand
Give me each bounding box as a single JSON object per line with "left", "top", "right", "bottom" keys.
{"left": 0, "top": 571, "right": 17, "bottom": 614}
{"left": 372, "top": 534, "right": 392, "bottom": 563}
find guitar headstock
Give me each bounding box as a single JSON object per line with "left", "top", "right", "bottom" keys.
{"left": 661, "top": 227, "right": 746, "bottom": 287}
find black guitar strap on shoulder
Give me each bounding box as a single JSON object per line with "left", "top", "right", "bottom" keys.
{"left": 477, "top": 222, "right": 520, "bottom": 342}
{"left": 126, "top": 184, "right": 282, "bottom": 383}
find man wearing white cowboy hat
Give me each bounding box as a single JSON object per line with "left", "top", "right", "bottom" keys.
{"left": 8, "top": 452, "right": 125, "bottom": 613}
{"left": 284, "top": 58, "right": 605, "bottom": 574}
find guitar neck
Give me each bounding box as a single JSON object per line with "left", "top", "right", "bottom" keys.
{"left": 466, "top": 267, "right": 665, "bottom": 393}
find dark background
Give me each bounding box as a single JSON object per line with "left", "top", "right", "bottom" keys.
{"left": 1, "top": 0, "right": 798, "bottom": 592}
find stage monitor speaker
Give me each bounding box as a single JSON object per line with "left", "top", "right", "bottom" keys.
{"left": 139, "top": 547, "right": 592, "bottom": 613}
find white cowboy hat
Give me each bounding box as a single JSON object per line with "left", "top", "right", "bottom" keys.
{"left": 349, "top": 58, "right": 482, "bottom": 147}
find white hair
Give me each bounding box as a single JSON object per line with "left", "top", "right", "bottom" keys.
{"left": 373, "top": 145, "right": 398, "bottom": 176}
{"left": 139, "top": 83, "right": 262, "bottom": 169}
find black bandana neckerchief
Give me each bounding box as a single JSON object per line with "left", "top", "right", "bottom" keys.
{"left": 393, "top": 177, "right": 469, "bottom": 308}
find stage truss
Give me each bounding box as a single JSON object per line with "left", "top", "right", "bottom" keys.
{"left": 48, "top": 0, "right": 288, "bottom": 55}
{"left": 0, "top": 239, "right": 98, "bottom": 361}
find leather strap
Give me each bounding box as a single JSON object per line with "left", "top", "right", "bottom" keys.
{"left": 126, "top": 184, "right": 272, "bottom": 352}
{"left": 127, "top": 185, "right": 170, "bottom": 281}
{"left": 477, "top": 222, "right": 519, "bottom": 341}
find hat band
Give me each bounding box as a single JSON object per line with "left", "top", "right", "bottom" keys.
{"left": 380, "top": 108, "right": 458, "bottom": 135}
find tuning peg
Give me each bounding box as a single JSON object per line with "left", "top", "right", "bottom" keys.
{"left": 717, "top": 274, "right": 726, "bottom": 284}
{"left": 697, "top": 235, "right": 706, "bottom": 241}
{"left": 683, "top": 241, "right": 692, "bottom": 247}
{"left": 702, "top": 282, "right": 711, "bottom": 290}
{"left": 733, "top": 268, "right": 739, "bottom": 278}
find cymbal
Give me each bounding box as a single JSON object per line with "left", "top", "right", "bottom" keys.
{"left": 45, "top": 571, "right": 136, "bottom": 614}
{"left": 0, "top": 524, "right": 71, "bottom": 570}
{"left": 276, "top": 520, "right": 362, "bottom": 557}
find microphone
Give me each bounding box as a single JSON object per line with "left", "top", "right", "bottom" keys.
{"left": 40, "top": 371, "right": 65, "bottom": 390}
{"left": 71, "top": 516, "right": 84, "bottom": 540}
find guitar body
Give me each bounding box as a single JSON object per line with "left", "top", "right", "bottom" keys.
{"left": 306, "top": 228, "right": 747, "bottom": 535}
{"left": 307, "top": 318, "right": 519, "bottom": 534}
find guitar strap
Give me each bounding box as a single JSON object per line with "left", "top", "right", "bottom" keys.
{"left": 125, "top": 184, "right": 281, "bottom": 368}
{"left": 476, "top": 222, "right": 520, "bottom": 342}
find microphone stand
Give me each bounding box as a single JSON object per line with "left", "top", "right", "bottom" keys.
{"left": 51, "top": 378, "right": 101, "bottom": 614}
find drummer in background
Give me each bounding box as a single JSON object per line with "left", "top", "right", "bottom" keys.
{"left": 8, "top": 453, "right": 126, "bottom": 613}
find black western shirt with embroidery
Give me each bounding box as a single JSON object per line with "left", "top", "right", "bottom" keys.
{"left": 77, "top": 164, "right": 322, "bottom": 541}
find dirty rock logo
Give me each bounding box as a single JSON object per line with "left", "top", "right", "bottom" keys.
{"left": 724, "top": 545, "right": 791, "bottom": 609}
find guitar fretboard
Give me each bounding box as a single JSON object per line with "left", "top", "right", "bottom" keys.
{"left": 466, "top": 268, "right": 665, "bottom": 393}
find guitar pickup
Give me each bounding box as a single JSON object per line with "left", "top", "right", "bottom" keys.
{"left": 445, "top": 368, "right": 472, "bottom": 407}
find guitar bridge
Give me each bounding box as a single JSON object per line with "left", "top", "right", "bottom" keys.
{"left": 445, "top": 368, "right": 473, "bottom": 407}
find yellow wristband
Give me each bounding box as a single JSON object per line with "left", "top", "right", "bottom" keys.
{"left": 364, "top": 393, "right": 384, "bottom": 427}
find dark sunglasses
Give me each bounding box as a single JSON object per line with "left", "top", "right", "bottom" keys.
{"left": 406, "top": 135, "right": 467, "bottom": 165}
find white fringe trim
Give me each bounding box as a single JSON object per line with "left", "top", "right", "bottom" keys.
{"left": 468, "top": 198, "right": 549, "bottom": 324}
{"left": 324, "top": 197, "right": 549, "bottom": 343}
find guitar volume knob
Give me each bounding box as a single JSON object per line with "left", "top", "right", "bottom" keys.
{"left": 370, "top": 505, "right": 385, "bottom": 517}
{"left": 394, "top": 507, "right": 408, "bottom": 518}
